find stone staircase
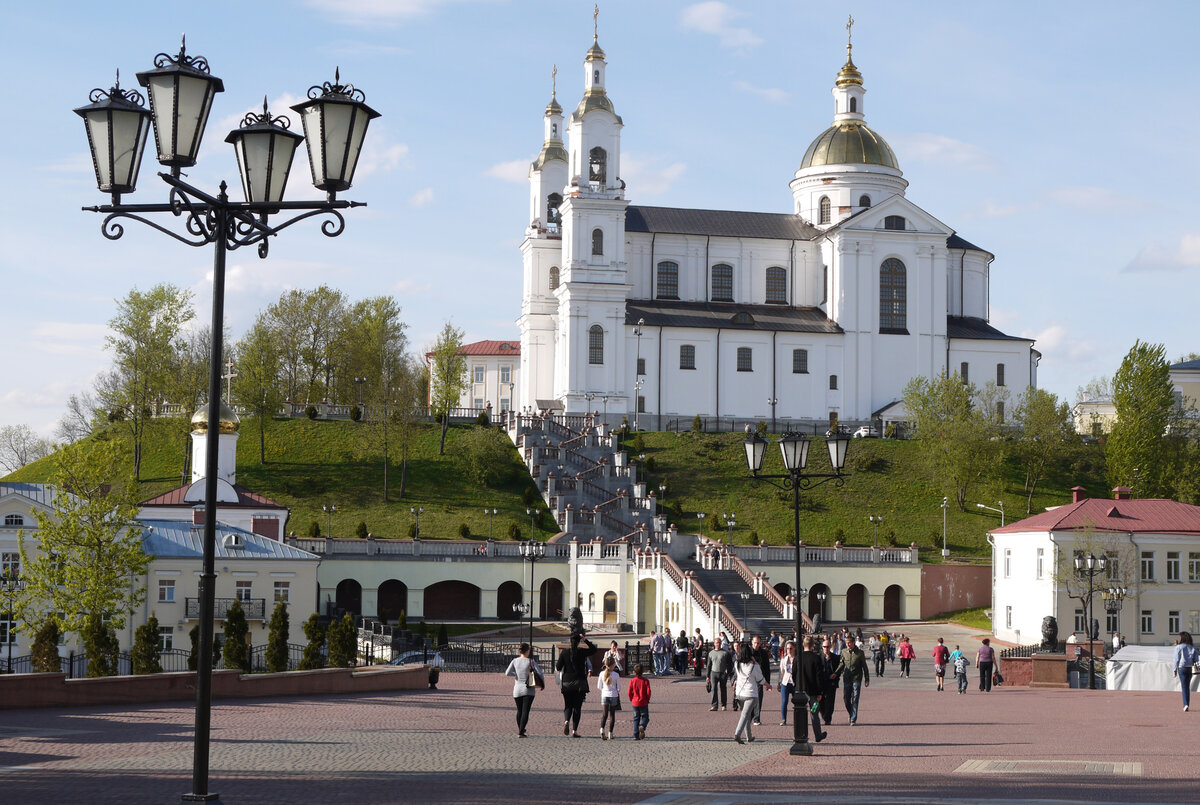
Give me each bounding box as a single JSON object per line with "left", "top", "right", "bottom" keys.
{"left": 679, "top": 557, "right": 796, "bottom": 637}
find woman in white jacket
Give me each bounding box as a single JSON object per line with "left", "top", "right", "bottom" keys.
{"left": 597, "top": 655, "right": 622, "bottom": 740}
{"left": 503, "top": 643, "right": 543, "bottom": 737}
{"left": 732, "top": 643, "right": 770, "bottom": 743}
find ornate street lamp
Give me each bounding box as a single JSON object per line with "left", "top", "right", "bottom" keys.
{"left": 411, "top": 506, "right": 424, "bottom": 538}
{"left": 1074, "top": 552, "right": 1107, "bottom": 690}
{"left": 1103, "top": 584, "right": 1127, "bottom": 646}
{"left": 323, "top": 504, "right": 338, "bottom": 538}
{"left": 516, "top": 540, "right": 547, "bottom": 648}
{"left": 868, "top": 514, "right": 882, "bottom": 548}
{"left": 78, "top": 40, "right": 380, "bottom": 804}
{"left": 484, "top": 507, "right": 498, "bottom": 540}
{"left": 744, "top": 427, "right": 849, "bottom": 756}
{"left": 290, "top": 68, "right": 381, "bottom": 196}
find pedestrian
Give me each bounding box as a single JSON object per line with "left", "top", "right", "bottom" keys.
{"left": 750, "top": 634, "right": 772, "bottom": 726}
{"left": 768, "top": 631, "right": 781, "bottom": 662}
{"left": 628, "top": 663, "right": 651, "bottom": 738}
{"left": 1112, "top": 632, "right": 1121, "bottom": 655}
{"left": 835, "top": 633, "right": 869, "bottom": 725}
{"left": 1173, "top": 631, "right": 1199, "bottom": 712}
{"left": 799, "top": 635, "right": 828, "bottom": 744}
{"left": 949, "top": 645, "right": 970, "bottom": 694}
{"left": 730, "top": 640, "right": 744, "bottom": 711}
{"left": 651, "top": 630, "right": 668, "bottom": 675}
{"left": 503, "top": 642, "right": 544, "bottom": 738}
{"left": 597, "top": 655, "right": 621, "bottom": 740}
{"left": 603, "top": 640, "right": 623, "bottom": 674}
{"left": 555, "top": 632, "right": 596, "bottom": 737}
{"left": 778, "top": 639, "right": 797, "bottom": 726}
{"left": 869, "top": 633, "right": 885, "bottom": 677}
{"left": 692, "top": 628, "right": 705, "bottom": 676}
{"left": 675, "top": 628, "right": 690, "bottom": 675}
{"left": 732, "top": 642, "right": 770, "bottom": 744}
{"left": 932, "top": 637, "right": 950, "bottom": 692}
{"left": 898, "top": 635, "right": 915, "bottom": 678}
{"left": 706, "top": 636, "right": 732, "bottom": 711}
{"left": 881, "top": 631, "right": 891, "bottom": 665}
{"left": 976, "top": 638, "right": 996, "bottom": 692}
{"left": 818, "top": 636, "right": 840, "bottom": 726}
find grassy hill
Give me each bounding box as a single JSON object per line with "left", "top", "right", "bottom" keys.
{"left": 6, "top": 418, "right": 1107, "bottom": 560}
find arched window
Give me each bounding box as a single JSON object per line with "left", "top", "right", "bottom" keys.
{"left": 656, "top": 260, "right": 679, "bottom": 299}
{"left": 737, "top": 347, "right": 753, "bottom": 372}
{"left": 4, "top": 514, "right": 23, "bottom": 527}
{"left": 879, "top": 257, "right": 907, "bottom": 332}
{"left": 818, "top": 196, "right": 831, "bottom": 225}
{"left": 765, "top": 266, "right": 787, "bottom": 304}
{"left": 549, "top": 266, "right": 560, "bottom": 291}
{"left": 592, "top": 228, "right": 603, "bottom": 256}
{"left": 679, "top": 344, "right": 696, "bottom": 370}
{"left": 588, "top": 146, "right": 607, "bottom": 185}
{"left": 829, "top": 374, "right": 838, "bottom": 390}
{"left": 588, "top": 325, "right": 604, "bottom": 365}
{"left": 884, "top": 215, "right": 906, "bottom": 230}
{"left": 588, "top": 592, "right": 596, "bottom": 610}
{"left": 792, "top": 349, "right": 808, "bottom": 374}
{"left": 547, "top": 192, "right": 562, "bottom": 224}
{"left": 859, "top": 194, "right": 871, "bottom": 208}
{"left": 849, "top": 97, "right": 857, "bottom": 113}
{"left": 711, "top": 264, "right": 733, "bottom": 301}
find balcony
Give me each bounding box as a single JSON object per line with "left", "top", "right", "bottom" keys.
{"left": 185, "top": 597, "right": 267, "bottom": 621}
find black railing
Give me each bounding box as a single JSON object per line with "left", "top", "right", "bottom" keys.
{"left": 248, "top": 642, "right": 307, "bottom": 672}
{"left": 185, "top": 597, "right": 267, "bottom": 621}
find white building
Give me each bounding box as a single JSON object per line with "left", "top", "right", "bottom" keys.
{"left": 426, "top": 339, "right": 521, "bottom": 415}
{"left": 518, "top": 31, "right": 1038, "bottom": 428}
{"left": 990, "top": 486, "right": 1200, "bottom": 647}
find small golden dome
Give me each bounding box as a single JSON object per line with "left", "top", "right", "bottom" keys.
{"left": 545, "top": 96, "right": 562, "bottom": 116}
{"left": 190, "top": 402, "right": 240, "bottom": 434}
{"left": 586, "top": 38, "right": 606, "bottom": 62}
{"left": 836, "top": 54, "right": 863, "bottom": 88}
{"left": 799, "top": 121, "right": 899, "bottom": 171}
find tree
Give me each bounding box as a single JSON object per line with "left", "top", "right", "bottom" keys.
{"left": 16, "top": 439, "right": 147, "bottom": 642}
{"left": 265, "top": 601, "right": 290, "bottom": 673}
{"left": 56, "top": 390, "right": 102, "bottom": 444}
{"left": 298, "top": 613, "right": 326, "bottom": 671}
{"left": 0, "top": 424, "right": 52, "bottom": 474}
{"left": 1107, "top": 340, "right": 1176, "bottom": 497}
{"left": 264, "top": 286, "right": 348, "bottom": 404}
{"left": 428, "top": 322, "right": 467, "bottom": 455}
{"left": 31, "top": 617, "right": 61, "bottom": 673}
{"left": 222, "top": 599, "right": 250, "bottom": 673}
{"left": 457, "top": 426, "right": 516, "bottom": 487}
{"left": 100, "top": 283, "right": 195, "bottom": 478}
{"left": 82, "top": 613, "right": 120, "bottom": 677}
{"left": 232, "top": 321, "right": 284, "bottom": 464}
{"left": 1012, "top": 387, "right": 1075, "bottom": 514}
{"left": 326, "top": 612, "right": 357, "bottom": 667}
{"left": 131, "top": 614, "right": 164, "bottom": 675}
{"left": 902, "top": 372, "right": 1003, "bottom": 510}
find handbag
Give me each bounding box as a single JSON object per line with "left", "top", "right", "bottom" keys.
{"left": 993, "top": 670, "right": 1004, "bottom": 685}
{"left": 706, "top": 677, "right": 712, "bottom": 693}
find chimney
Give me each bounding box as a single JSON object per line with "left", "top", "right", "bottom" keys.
{"left": 1112, "top": 486, "right": 1132, "bottom": 500}
{"left": 1071, "top": 486, "right": 1087, "bottom": 504}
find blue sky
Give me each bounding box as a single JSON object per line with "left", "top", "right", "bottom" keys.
{"left": 3, "top": 0, "right": 1198, "bottom": 437}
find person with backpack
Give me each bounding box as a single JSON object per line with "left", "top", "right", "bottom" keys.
{"left": 931, "top": 637, "right": 951, "bottom": 692}
{"left": 650, "top": 630, "right": 668, "bottom": 675}
{"left": 1173, "top": 631, "right": 1199, "bottom": 711}
{"left": 949, "top": 644, "right": 970, "bottom": 694}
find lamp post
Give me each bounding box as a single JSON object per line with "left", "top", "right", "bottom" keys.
{"left": 815, "top": 590, "right": 827, "bottom": 628}
{"left": 411, "top": 506, "right": 424, "bottom": 538}
{"left": 976, "top": 501, "right": 1005, "bottom": 527}
{"left": 697, "top": 512, "right": 706, "bottom": 536}
{"left": 527, "top": 507, "right": 540, "bottom": 541}
{"left": 744, "top": 427, "right": 849, "bottom": 756}
{"left": 868, "top": 515, "right": 882, "bottom": 548}
{"left": 633, "top": 318, "right": 645, "bottom": 430}
{"left": 76, "top": 40, "right": 379, "bottom": 805}
{"left": 1074, "top": 552, "right": 1107, "bottom": 690}
{"left": 941, "top": 497, "right": 950, "bottom": 558}
{"left": 723, "top": 513, "right": 736, "bottom": 543}
{"left": 2, "top": 571, "right": 26, "bottom": 675}
{"left": 354, "top": 375, "right": 367, "bottom": 408}
{"left": 737, "top": 591, "right": 750, "bottom": 638}
{"left": 1103, "top": 584, "right": 1127, "bottom": 648}
{"left": 323, "top": 504, "right": 337, "bottom": 538}
{"left": 516, "top": 540, "right": 547, "bottom": 648}
{"left": 658, "top": 483, "right": 667, "bottom": 503}
{"left": 484, "top": 507, "right": 498, "bottom": 540}
{"left": 767, "top": 396, "right": 778, "bottom": 434}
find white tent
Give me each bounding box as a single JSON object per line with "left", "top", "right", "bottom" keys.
{"left": 1107, "top": 645, "right": 1199, "bottom": 692}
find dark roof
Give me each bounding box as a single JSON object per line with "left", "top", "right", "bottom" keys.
{"left": 1171, "top": 358, "right": 1200, "bottom": 371}
{"left": 946, "top": 316, "right": 1033, "bottom": 342}
{"left": 947, "top": 233, "right": 988, "bottom": 253}
{"left": 992, "top": 496, "right": 1200, "bottom": 536}
{"left": 140, "top": 483, "right": 287, "bottom": 510}
{"left": 625, "top": 205, "right": 820, "bottom": 241}
{"left": 626, "top": 300, "right": 842, "bottom": 334}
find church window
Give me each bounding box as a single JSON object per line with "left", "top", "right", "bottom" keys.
{"left": 737, "top": 348, "right": 753, "bottom": 372}
{"left": 637, "top": 358, "right": 646, "bottom": 376}
{"left": 829, "top": 375, "right": 838, "bottom": 390}
{"left": 588, "top": 146, "right": 607, "bottom": 185}
{"left": 766, "top": 267, "right": 787, "bottom": 304}
{"left": 960, "top": 362, "right": 969, "bottom": 383}
{"left": 547, "top": 193, "right": 562, "bottom": 225}
{"left": 592, "top": 228, "right": 604, "bottom": 256}
{"left": 680, "top": 344, "right": 696, "bottom": 370}
{"left": 792, "top": 349, "right": 809, "bottom": 374}
{"left": 884, "top": 215, "right": 906, "bottom": 230}
{"left": 818, "top": 196, "right": 831, "bottom": 225}
{"left": 657, "top": 261, "right": 679, "bottom": 299}
{"left": 594, "top": 70, "right": 600, "bottom": 83}
{"left": 589, "top": 325, "right": 604, "bottom": 365}
{"left": 996, "top": 363, "right": 1005, "bottom": 387}
{"left": 549, "top": 266, "right": 560, "bottom": 291}
{"left": 552, "top": 123, "right": 558, "bottom": 137}
{"left": 731, "top": 312, "right": 754, "bottom": 325}
{"left": 849, "top": 97, "right": 857, "bottom": 113}
{"left": 879, "top": 257, "right": 907, "bottom": 332}
{"left": 637, "top": 395, "right": 646, "bottom": 413}
{"left": 822, "top": 266, "right": 828, "bottom": 304}
{"left": 711, "top": 264, "right": 733, "bottom": 301}
{"left": 859, "top": 195, "right": 871, "bottom": 208}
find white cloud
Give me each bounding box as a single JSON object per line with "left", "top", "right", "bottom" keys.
{"left": 1124, "top": 233, "right": 1200, "bottom": 272}
{"left": 1024, "top": 323, "right": 1100, "bottom": 364}
{"left": 888, "top": 133, "right": 997, "bottom": 171}
{"left": 733, "top": 80, "right": 788, "bottom": 105}
{"left": 1044, "top": 186, "right": 1141, "bottom": 212}
{"left": 392, "top": 277, "right": 433, "bottom": 295}
{"left": 305, "top": 0, "right": 485, "bottom": 26}
{"left": 621, "top": 154, "right": 686, "bottom": 198}
{"left": 28, "top": 322, "right": 109, "bottom": 358}
{"left": 408, "top": 187, "right": 434, "bottom": 207}
{"left": 681, "top": 2, "right": 762, "bottom": 49}
{"left": 485, "top": 159, "right": 530, "bottom": 184}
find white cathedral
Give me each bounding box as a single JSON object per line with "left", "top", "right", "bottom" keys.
{"left": 517, "top": 30, "right": 1038, "bottom": 430}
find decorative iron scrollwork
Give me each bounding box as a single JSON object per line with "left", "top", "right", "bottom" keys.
{"left": 307, "top": 67, "right": 367, "bottom": 102}
{"left": 153, "top": 34, "right": 214, "bottom": 74}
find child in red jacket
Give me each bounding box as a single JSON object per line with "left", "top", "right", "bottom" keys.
{"left": 628, "top": 663, "right": 652, "bottom": 740}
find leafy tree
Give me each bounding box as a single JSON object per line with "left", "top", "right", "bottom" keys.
{"left": 31, "top": 617, "right": 61, "bottom": 673}
{"left": 1107, "top": 340, "right": 1176, "bottom": 497}
{"left": 56, "top": 390, "right": 102, "bottom": 444}
{"left": 457, "top": 427, "right": 516, "bottom": 487}
{"left": 1012, "top": 387, "right": 1075, "bottom": 514}
{"left": 264, "top": 286, "right": 347, "bottom": 404}
{"left": 308, "top": 521, "right": 321, "bottom": 538}
{"left": 232, "top": 320, "right": 284, "bottom": 464}
{"left": 326, "top": 612, "right": 357, "bottom": 668}
{"left": 131, "top": 613, "right": 164, "bottom": 675}
{"left": 16, "top": 439, "right": 147, "bottom": 641}
{"left": 100, "top": 283, "right": 195, "bottom": 478}
{"left": 359, "top": 356, "right": 424, "bottom": 500}
{"left": 0, "top": 424, "right": 52, "bottom": 474}
{"left": 428, "top": 322, "right": 467, "bottom": 455}
{"left": 82, "top": 613, "right": 120, "bottom": 678}
{"left": 355, "top": 521, "right": 369, "bottom": 539}
{"left": 298, "top": 613, "right": 326, "bottom": 671}
{"left": 188, "top": 625, "right": 200, "bottom": 671}
{"left": 265, "top": 601, "right": 290, "bottom": 673}
{"left": 222, "top": 599, "right": 250, "bottom": 673}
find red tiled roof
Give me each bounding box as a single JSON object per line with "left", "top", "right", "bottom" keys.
{"left": 140, "top": 484, "right": 287, "bottom": 510}
{"left": 992, "top": 497, "right": 1200, "bottom": 536}
{"left": 447, "top": 340, "right": 520, "bottom": 357}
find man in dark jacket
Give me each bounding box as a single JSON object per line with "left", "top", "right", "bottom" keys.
{"left": 799, "top": 635, "right": 828, "bottom": 743}
{"left": 818, "top": 636, "right": 840, "bottom": 726}
{"left": 705, "top": 636, "right": 732, "bottom": 710}
{"left": 835, "top": 633, "right": 870, "bottom": 725}
{"left": 750, "top": 634, "right": 772, "bottom": 726}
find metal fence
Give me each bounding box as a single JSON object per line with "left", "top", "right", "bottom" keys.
{"left": 248, "top": 643, "right": 307, "bottom": 673}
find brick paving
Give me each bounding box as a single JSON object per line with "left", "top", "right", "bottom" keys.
{"left": 2, "top": 625, "right": 1198, "bottom": 805}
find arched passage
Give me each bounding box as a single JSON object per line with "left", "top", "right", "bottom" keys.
{"left": 637, "top": 579, "right": 657, "bottom": 633}
{"left": 424, "top": 580, "right": 480, "bottom": 620}
{"left": 603, "top": 591, "right": 618, "bottom": 623}
{"left": 809, "top": 583, "right": 831, "bottom": 622}
{"left": 883, "top": 584, "right": 904, "bottom": 621}
{"left": 335, "top": 579, "right": 361, "bottom": 618}
{"left": 497, "top": 580, "right": 524, "bottom": 620}
{"left": 377, "top": 579, "right": 407, "bottom": 623}
{"left": 540, "top": 577, "right": 564, "bottom": 620}
{"left": 773, "top": 582, "right": 791, "bottom": 599}
{"left": 845, "top": 583, "right": 867, "bottom": 622}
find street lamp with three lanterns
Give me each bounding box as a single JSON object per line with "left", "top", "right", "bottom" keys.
{"left": 514, "top": 540, "right": 547, "bottom": 648}
{"left": 1074, "top": 552, "right": 1107, "bottom": 690}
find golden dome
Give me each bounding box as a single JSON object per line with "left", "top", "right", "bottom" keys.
{"left": 836, "top": 54, "right": 863, "bottom": 87}
{"left": 190, "top": 402, "right": 240, "bottom": 434}
{"left": 586, "top": 38, "right": 606, "bottom": 62}
{"left": 545, "top": 96, "right": 562, "bottom": 115}
{"left": 799, "top": 121, "right": 899, "bottom": 171}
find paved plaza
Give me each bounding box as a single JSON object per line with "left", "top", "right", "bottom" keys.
{"left": 1, "top": 624, "right": 1196, "bottom": 804}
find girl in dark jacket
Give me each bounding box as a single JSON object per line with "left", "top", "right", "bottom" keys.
{"left": 556, "top": 633, "right": 596, "bottom": 737}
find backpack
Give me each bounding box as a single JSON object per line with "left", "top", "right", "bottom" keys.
{"left": 954, "top": 656, "right": 968, "bottom": 674}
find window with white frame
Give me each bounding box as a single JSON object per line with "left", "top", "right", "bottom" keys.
{"left": 1190, "top": 552, "right": 1200, "bottom": 582}
{"left": 235, "top": 580, "right": 252, "bottom": 602}
{"left": 1074, "top": 609, "right": 1085, "bottom": 633}
{"left": 589, "top": 325, "right": 604, "bottom": 365}
{"left": 1036, "top": 548, "right": 1044, "bottom": 580}
{"left": 1, "top": 552, "right": 18, "bottom": 576}
{"left": 1169, "top": 610, "right": 1181, "bottom": 634}
{"left": 473, "top": 397, "right": 484, "bottom": 410}
{"left": 500, "top": 398, "right": 510, "bottom": 412}
{"left": 1191, "top": 610, "right": 1200, "bottom": 633}
{"left": 473, "top": 366, "right": 485, "bottom": 384}
{"left": 637, "top": 395, "right": 645, "bottom": 414}
{"left": 792, "top": 349, "right": 808, "bottom": 374}
{"left": 679, "top": 344, "right": 696, "bottom": 370}
{"left": 158, "top": 579, "right": 175, "bottom": 603}
{"left": 274, "top": 581, "right": 290, "bottom": 604}
{"left": 4, "top": 514, "right": 23, "bottom": 527}
{"left": 158, "top": 627, "right": 174, "bottom": 652}
{"left": 1141, "top": 609, "right": 1154, "bottom": 634}
{"left": 500, "top": 366, "right": 511, "bottom": 384}
{"left": 1167, "top": 552, "right": 1181, "bottom": 582}
{"left": 1105, "top": 553, "right": 1119, "bottom": 580}
{"left": 1106, "top": 611, "right": 1119, "bottom": 634}
{"left": 829, "top": 374, "right": 838, "bottom": 390}
{"left": 1004, "top": 549, "right": 1011, "bottom": 578}
{"left": 736, "top": 348, "right": 752, "bottom": 372}
{"left": 0, "top": 616, "right": 14, "bottom": 645}
{"left": 656, "top": 261, "right": 679, "bottom": 299}
{"left": 711, "top": 264, "right": 733, "bottom": 302}
{"left": 1141, "top": 551, "right": 1156, "bottom": 582}
{"left": 997, "top": 363, "right": 1005, "bottom": 387}
{"left": 765, "top": 267, "right": 787, "bottom": 304}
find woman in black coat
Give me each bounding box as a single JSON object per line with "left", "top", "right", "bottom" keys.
{"left": 555, "top": 633, "right": 596, "bottom": 737}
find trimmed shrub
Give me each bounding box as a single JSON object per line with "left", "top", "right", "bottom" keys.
{"left": 692, "top": 414, "right": 703, "bottom": 433}
{"left": 407, "top": 522, "right": 418, "bottom": 538}
{"left": 305, "top": 404, "right": 318, "bottom": 420}
{"left": 82, "top": 613, "right": 119, "bottom": 678}
{"left": 308, "top": 521, "right": 321, "bottom": 538}
{"left": 327, "top": 613, "right": 357, "bottom": 667}
{"left": 458, "top": 522, "right": 471, "bottom": 538}
{"left": 265, "top": 601, "right": 290, "bottom": 673}
{"left": 298, "top": 613, "right": 326, "bottom": 671}
{"left": 507, "top": 522, "right": 522, "bottom": 540}
{"left": 222, "top": 599, "right": 250, "bottom": 673}
{"left": 356, "top": 521, "right": 369, "bottom": 539}
{"left": 756, "top": 420, "right": 768, "bottom": 435}
{"left": 32, "top": 618, "right": 61, "bottom": 673}
{"left": 437, "top": 623, "right": 449, "bottom": 648}
{"left": 476, "top": 410, "right": 490, "bottom": 426}
{"left": 188, "top": 625, "right": 200, "bottom": 671}
{"left": 132, "top": 614, "right": 164, "bottom": 675}
{"left": 350, "top": 404, "right": 363, "bottom": 422}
